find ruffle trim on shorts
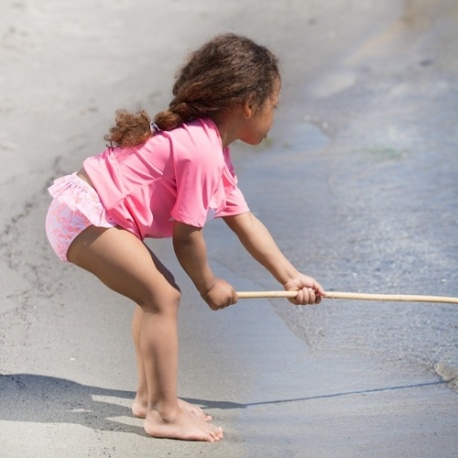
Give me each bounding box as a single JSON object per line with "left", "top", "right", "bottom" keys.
{"left": 48, "top": 173, "right": 115, "bottom": 228}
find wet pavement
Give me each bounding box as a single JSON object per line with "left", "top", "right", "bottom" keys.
{"left": 233, "top": 0, "right": 458, "bottom": 381}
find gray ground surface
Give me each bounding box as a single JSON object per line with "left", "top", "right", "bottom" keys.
{"left": 1, "top": 1, "right": 457, "bottom": 457}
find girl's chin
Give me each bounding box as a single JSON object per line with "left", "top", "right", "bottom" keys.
{"left": 242, "top": 137, "right": 266, "bottom": 146}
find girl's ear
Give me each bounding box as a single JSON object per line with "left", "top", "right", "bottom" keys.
{"left": 242, "top": 94, "right": 256, "bottom": 118}
{"left": 242, "top": 101, "right": 253, "bottom": 118}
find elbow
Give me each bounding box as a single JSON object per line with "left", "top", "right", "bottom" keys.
{"left": 224, "top": 211, "right": 257, "bottom": 235}
{"left": 173, "top": 222, "right": 202, "bottom": 250}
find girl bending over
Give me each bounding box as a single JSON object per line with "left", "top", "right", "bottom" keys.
{"left": 46, "top": 33, "right": 324, "bottom": 442}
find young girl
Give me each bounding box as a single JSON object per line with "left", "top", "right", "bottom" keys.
{"left": 45, "top": 33, "right": 324, "bottom": 442}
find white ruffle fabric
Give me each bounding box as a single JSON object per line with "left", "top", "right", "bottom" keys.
{"left": 46, "top": 173, "right": 115, "bottom": 261}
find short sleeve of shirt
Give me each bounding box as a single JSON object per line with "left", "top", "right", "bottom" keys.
{"left": 215, "top": 177, "right": 250, "bottom": 218}
{"left": 169, "top": 119, "right": 249, "bottom": 227}
{"left": 171, "top": 152, "right": 221, "bottom": 227}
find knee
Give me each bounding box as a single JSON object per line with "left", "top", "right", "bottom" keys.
{"left": 166, "top": 288, "right": 181, "bottom": 309}
{"left": 139, "top": 287, "right": 181, "bottom": 314}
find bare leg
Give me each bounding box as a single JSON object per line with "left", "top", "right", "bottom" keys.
{"left": 68, "top": 226, "right": 223, "bottom": 442}
{"left": 131, "top": 304, "right": 148, "bottom": 417}
{"left": 131, "top": 304, "right": 212, "bottom": 421}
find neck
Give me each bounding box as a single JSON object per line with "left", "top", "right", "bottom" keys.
{"left": 211, "top": 110, "right": 243, "bottom": 148}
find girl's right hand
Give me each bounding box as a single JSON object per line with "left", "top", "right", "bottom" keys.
{"left": 201, "top": 278, "right": 238, "bottom": 310}
{"left": 283, "top": 274, "right": 325, "bottom": 305}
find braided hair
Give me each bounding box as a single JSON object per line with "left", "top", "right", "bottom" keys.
{"left": 104, "top": 33, "right": 280, "bottom": 147}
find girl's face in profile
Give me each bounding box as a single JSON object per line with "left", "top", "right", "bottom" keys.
{"left": 239, "top": 78, "right": 281, "bottom": 146}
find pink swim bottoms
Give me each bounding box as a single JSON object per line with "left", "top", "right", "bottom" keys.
{"left": 45, "top": 173, "right": 115, "bottom": 262}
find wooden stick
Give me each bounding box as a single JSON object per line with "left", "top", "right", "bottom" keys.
{"left": 236, "top": 290, "right": 458, "bottom": 304}
{"left": 324, "top": 291, "right": 458, "bottom": 304}
{"left": 237, "top": 291, "right": 298, "bottom": 299}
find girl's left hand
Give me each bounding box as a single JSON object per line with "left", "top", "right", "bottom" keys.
{"left": 283, "top": 274, "right": 325, "bottom": 305}
{"left": 201, "top": 277, "right": 238, "bottom": 310}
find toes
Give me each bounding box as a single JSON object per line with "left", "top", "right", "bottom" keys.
{"left": 211, "top": 427, "right": 224, "bottom": 441}
{"left": 203, "top": 411, "right": 213, "bottom": 421}
{"left": 192, "top": 406, "right": 212, "bottom": 421}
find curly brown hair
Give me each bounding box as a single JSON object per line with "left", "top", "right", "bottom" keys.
{"left": 104, "top": 33, "right": 280, "bottom": 147}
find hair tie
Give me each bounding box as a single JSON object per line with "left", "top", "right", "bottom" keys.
{"left": 150, "top": 122, "right": 160, "bottom": 133}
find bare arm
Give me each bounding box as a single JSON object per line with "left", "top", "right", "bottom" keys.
{"left": 173, "top": 221, "right": 237, "bottom": 309}
{"left": 223, "top": 212, "right": 324, "bottom": 304}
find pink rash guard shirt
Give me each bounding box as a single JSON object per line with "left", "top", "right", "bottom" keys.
{"left": 83, "top": 118, "right": 249, "bottom": 240}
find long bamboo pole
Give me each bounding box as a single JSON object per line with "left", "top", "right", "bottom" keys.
{"left": 236, "top": 290, "right": 458, "bottom": 304}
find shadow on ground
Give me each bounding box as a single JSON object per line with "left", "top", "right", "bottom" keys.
{"left": 0, "top": 373, "right": 446, "bottom": 433}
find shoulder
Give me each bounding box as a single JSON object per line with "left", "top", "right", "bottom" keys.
{"left": 186, "top": 118, "right": 221, "bottom": 141}
{"left": 168, "top": 118, "right": 223, "bottom": 160}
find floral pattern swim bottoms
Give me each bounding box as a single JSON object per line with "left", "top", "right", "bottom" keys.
{"left": 45, "top": 173, "right": 115, "bottom": 262}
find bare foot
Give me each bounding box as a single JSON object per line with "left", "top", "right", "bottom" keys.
{"left": 144, "top": 408, "right": 224, "bottom": 442}
{"left": 133, "top": 398, "right": 212, "bottom": 421}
